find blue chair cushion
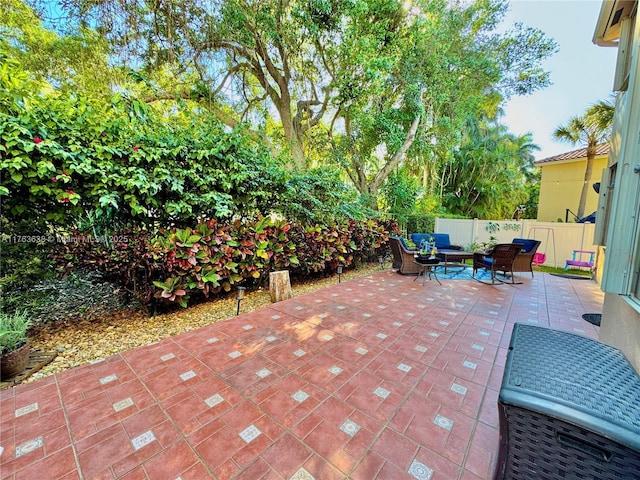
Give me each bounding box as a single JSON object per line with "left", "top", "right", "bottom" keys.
{"left": 512, "top": 238, "right": 536, "bottom": 254}
{"left": 410, "top": 233, "right": 452, "bottom": 249}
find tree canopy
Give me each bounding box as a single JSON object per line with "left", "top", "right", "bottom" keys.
{"left": 2, "top": 0, "right": 557, "bottom": 225}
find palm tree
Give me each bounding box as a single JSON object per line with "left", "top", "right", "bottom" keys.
{"left": 553, "top": 100, "right": 614, "bottom": 219}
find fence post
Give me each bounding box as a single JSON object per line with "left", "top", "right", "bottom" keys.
{"left": 472, "top": 218, "right": 479, "bottom": 245}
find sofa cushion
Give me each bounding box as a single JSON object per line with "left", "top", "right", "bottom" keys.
{"left": 512, "top": 238, "right": 537, "bottom": 254}
{"left": 410, "top": 233, "right": 452, "bottom": 249}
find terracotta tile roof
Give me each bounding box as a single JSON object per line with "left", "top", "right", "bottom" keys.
{"left": 535, "top": 143, "right": 610, "bottom": 165}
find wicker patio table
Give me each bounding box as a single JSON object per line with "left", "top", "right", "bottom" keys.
{"left": 436, "top": 250, "right": 474, "bottom": 273}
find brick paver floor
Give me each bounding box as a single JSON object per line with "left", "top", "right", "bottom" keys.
{"left": 0, "top": 270, "right": 603, "bottom": 479}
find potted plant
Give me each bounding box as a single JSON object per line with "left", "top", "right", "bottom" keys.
{"left": 0, "top": 310, "right": 32, "bottom": 380}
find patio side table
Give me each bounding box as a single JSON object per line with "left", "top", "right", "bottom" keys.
{"left": 413, "top": 259, "right": 442, "bottom": 286}
{"left": 494, "top": 323, "right": 640, "bottom": 480}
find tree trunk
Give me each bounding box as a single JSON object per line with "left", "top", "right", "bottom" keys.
{"left": 279, "top": 103, "right": 306, "bottom": 170}
{"left": 577, "top": 143, "right": 596, "bottom": 219}
{"left": 269, "top": 270, "right": 292, "bottom": 303}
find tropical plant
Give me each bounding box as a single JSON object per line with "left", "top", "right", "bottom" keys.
{"left": 380, "top": 169, "right": 422, "bottom": 226}
{"left": 553, "top": 99, "right": 614, "bottom": 219}
{"left": 0, "top": 310, "right": 32, "bottom": 354}
{"left": 442, "top": 119, "right": 540, "bottom": 218}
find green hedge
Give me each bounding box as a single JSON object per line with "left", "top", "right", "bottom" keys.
{"left": 405, "top": 214, "right": 436, "bottom": 234}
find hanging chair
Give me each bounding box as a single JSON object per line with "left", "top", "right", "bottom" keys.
{"left": 533, "top": 252, "right": 546, "bottom": 266}
{"left": 528, "top": 227, "right": 556, "bottom": 268}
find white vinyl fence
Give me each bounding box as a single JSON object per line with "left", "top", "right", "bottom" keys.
{"left": 433, "top": 218, "right": 598, "bottom": 270}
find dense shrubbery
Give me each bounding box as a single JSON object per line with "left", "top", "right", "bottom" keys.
{"left": 1, "top": 56, "right": 381, "bottom": 311}
{"left": 52, "top": 217, "right": 394, "bottom": 311}
{"left": 1, "top": 57, "right": 374, "bottom": 230}
{"left": 0, "top": 72, "right": 280, "bottom": 227}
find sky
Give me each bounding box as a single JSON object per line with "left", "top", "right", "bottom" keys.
{"left": 500, "top": 0, "right": 618, "bottom": 161}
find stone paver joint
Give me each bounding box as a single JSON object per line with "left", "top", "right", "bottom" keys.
{"left": 434, "top": 414, "right": 454, "bottom": 431}
{"left": 340, "top": 419, "right": 361, "bottom": 437}
{"left": 239, "top": 424, "right": 262, "bottom": 443}
{"left": 290, "top": 467, "right": 315, "bottom": 480}
{"left": 99, "top": 374, "right": 118, "bottom": 385}
{"left": 451, "top": 383, "right": 468, "bottom": 395}
{"left": 113, "top": 397, "right": 134, "bottom": 412}
{"left": 463, "top": 360, "right": 478, "bottom": 370}
{"left": 292, "top": 390, "right": 310, "bottom": 403}
{"left": 256, "top": 368, "right": 272, "bottom": 378}
{"left": 205, "top": 394, "right": 224, "bottom": 408}
{"left": 397, "top": 363, "right": 412, "bottom": 372}
{"left": 15, "top": 437, "right": 43, "bottom": 458}
{"left": 15, "top": 403, "right": 38, "bottom": 417}
{"left": 408, "top": 459, "right": 434, "bottom": 480}
{"left": 373, "top": 387, "right": 390, "bottom": 399}
{"left": 132, "top": 430, "right": 156, "bottom": 450}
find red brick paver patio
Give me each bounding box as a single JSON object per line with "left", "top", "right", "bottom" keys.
{"left": 0, "top": 271, "right": 603, "bottom": 479}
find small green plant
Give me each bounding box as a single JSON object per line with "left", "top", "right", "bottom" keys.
{"left": 0, "top": 310, "right": 32, "bottom": 354}
{"left": 468, "top": 236, "right": 498, "bottom": 253}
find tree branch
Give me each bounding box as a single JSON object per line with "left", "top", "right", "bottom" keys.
{"left": 371, "top": 115, "right": 422, "bottom": 191}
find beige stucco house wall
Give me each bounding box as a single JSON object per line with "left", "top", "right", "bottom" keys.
{"left": 536, "top": 145, "right": 609, "bottom": 222}
{"left": 594, "top": 0, "right": 640, "bottom": 372}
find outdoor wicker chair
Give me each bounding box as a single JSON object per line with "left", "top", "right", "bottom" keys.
{"left": 472, "top": 243, "right": 523, "bottom": 284}
{"left": 389, "top": 236, "right": 421, "bottom": 275}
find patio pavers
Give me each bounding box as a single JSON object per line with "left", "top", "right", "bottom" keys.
{"left": 0, "top": 271, "right": 602, "bottom": 479}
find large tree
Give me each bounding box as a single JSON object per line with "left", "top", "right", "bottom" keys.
{"left": 1, "top": 0, "right": 114, "bottom": 95}
{"left": 323, "top": 0, "right": 556, "bottom": 207}
{"left": 46, "top": 0, "right": 555, "bottom": 181}
{"left": 553, "top": 99, "right": 614, "bottom": 219}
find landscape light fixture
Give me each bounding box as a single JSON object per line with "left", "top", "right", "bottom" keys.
{"left": 236, "top": 286, "right": 246, "bottom": 316}
{"left": 337, "top": 263, "right": 343, "bottom": 283}
{"left": 378, "top": 255, "right": 385, "bottom": 270}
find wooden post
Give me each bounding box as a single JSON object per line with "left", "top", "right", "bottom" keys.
{"left": 269, "top": 270, "right": 292, "bottom": 303}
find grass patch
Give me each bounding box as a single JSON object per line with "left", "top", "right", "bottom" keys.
{"left": 535, "top": 265, "right": 592, "bottom": 277}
